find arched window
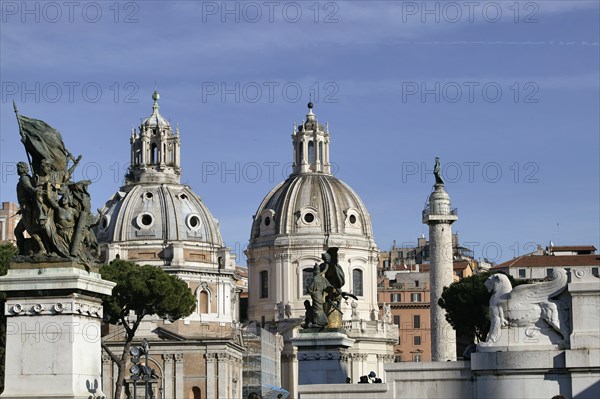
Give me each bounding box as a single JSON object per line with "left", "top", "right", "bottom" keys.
{"left": 199, "top": 290, "right": 209, "bottom": 314}
{"left": 260, "top": 270, "right": 269, "bottom": 299}
{"left": 302, "top": 268, "right": 314, "bottom": 295}
{"left": 298, "top": 142, "right": 304, "bottom": 164}
{"left": 353, "top": 269, "right": 364, "bottom": 296}
{"left": 308, "top": 141, "right": 315, "bottom": 163}
{"left": 192, "top": 386, "right": 201, "bottom": 399}
{"left": 318, "top": 142, "right": 323, "bottom": 162}
{"left": 151, "top": 143, "right": 157, "bottom": 164}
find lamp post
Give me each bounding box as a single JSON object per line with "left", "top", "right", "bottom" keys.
{"left": 129, "top": 338, "right": 155, "bottom": 399}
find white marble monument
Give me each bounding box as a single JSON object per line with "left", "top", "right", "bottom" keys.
{"left": 0, "top": 263, "right": 115, "bottom": 399}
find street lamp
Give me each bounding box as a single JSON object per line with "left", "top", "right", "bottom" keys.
{"left": 129, "top": 339, "right": 157, "bottom": 399}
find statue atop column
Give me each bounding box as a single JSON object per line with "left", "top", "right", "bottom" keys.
{"left": 12, "top": 102, "right": 100, "bottom": 270}
{"left": 434, "top": 156, "right": 444, "bottom": 185}
{"left": 304, "top": 247, "right": 357, "bottom": 329}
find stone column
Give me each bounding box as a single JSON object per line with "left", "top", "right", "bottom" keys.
{"left": 162, "top": 353, "right": 174, "bottom": 399}
{"left": 0, "top": 264, "right": 115, "bottom": 399}
{"left": 174, "top": 353, "right": 184, "bottom": 398}
{"left": 205, "top": 353, "right": 216, "bottom": 399}
{"left": 423, "top": 183, "right": 458, "bottom": 361}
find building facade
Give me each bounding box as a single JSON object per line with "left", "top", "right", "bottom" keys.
{"left": 96, "top": 91, "right": 246, "bottom": 399}
{"left": 246, "top": 103, "right": 396, "bottom": 397}
{"left": 493, "top": 245, "right": 600, "bottom": 280}
{"left": 0, "top": 201, "right": 19, "bottom": 243}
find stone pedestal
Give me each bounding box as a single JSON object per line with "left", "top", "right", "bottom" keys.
{"left": 568, "top": 268, "right": 600, "bottom": 349}
{"left": 291, "top": 329, "right": 354, "bottom": 385}
{"left": 477, "top": 322, "right": 565, "bottom": 352}
{"left": 0, "top": 263, "right": 115, "bottom": 399}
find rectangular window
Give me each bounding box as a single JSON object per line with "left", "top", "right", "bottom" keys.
{"left": 302, "top": 268, "right": 314, "bottom": 295}
{"left": 546, "top": 268, "right": 553, "bottom": 278}
{"left": 518, "top": 269, "right": 526, "bottom": 278}
{"left": 413, "top": 315, "right": 421, "bottom": 329}
{"left": 383, "top": 260, "right": 390, "bottom": 268}
{"left": 413, "top": 354, "right": 421, "bottom": 362}
{"left": 414, "top": 280, "right": 419, "bottom": 288}
{"left": 260, "top": 270, "right": 269, "bottom": 299}
{"left": 353, "top": 269, "right": 364, "bottom": 296}
{"left": 411, "top": 293, "right": 422, "bottom": 302}
{"left": 394, "top": 355, "right": 402, "bottom": 363}
{"left": 592, "top": 267, "right": 599, "bottom": 277}
{"left": 393, "top": 315, "right": 400, "bottom": 326}
{"left": 413, "top": 336, "right": 421, "bottom": 346}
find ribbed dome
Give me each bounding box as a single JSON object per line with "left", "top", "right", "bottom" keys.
{"left": 141, "top": 90, "right": 171, "bottom": 129}
{"left": 96, "top": 183, "right": 223, "bottom": 246}
{"left": 250, "top": 173, "right": 374, "bottom": 240}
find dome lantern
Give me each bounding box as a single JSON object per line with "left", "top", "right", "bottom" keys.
{"left": 292, "top": 102, "right": 330, "bottom": 175}
{"left": 128, "top": 91, "right": 181, "bottom": 185}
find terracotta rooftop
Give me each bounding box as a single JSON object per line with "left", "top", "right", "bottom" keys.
{"left": 493, "top": 254, "right": 600, "bottom": 269}
{"left": 549, "top": 245, "right": 597, "bottom": 252}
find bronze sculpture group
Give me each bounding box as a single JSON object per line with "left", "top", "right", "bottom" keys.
{"left": 12, "top": 103, "right": 99, "bottom": 269}
{"left": 304, "top": 247, "right": 356, "bottom": 329}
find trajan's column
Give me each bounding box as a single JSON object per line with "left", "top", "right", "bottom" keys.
{"left": 422, "top": 157, "right": 458, "bottom": 361}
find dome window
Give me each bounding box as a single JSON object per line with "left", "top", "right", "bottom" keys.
{"left": 141, "top": 214, "right": 153, "bottom": 226}
{"left": 136, "top": 212, "right": 155, "bottom": 229}
{"left": 349, "top": 215, "right": 357, "bottom": 224}
{"left": 100, "top": 215, "right": 110, "bottom": 230}
{"left": 258, "top": 209, "right": 276, "bottom": 236}
{"left": 145, "top": 192, "right": 154, "bottom": 199}
{"left": 186, "top": 214, "right": 202, "bottom": 231}
{"left": 180, "top": 194, "right": 188, "bottom": 200}
{"left": 304, "top": 213, "right": 315, "bottom": 223}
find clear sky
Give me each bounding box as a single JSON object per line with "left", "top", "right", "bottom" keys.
{"left": 1, "top": 1, "right": 598, "bottom": 265}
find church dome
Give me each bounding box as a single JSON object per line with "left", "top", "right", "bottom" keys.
{"left": 250, "top": 173, "right": 374, "bottom": 241}
{"left": 95, "top": 92, "right": 227, "bottom": 268}
{"left": 96, "top": 183, "right": 223, "bottom": 246}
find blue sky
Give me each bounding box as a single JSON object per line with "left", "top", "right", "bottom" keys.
{"left": 1, "top": 1, "right": 598, "bottom": 265}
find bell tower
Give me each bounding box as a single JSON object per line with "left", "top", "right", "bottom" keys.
{"left": 127, "top": 90, "right": 181, "bottom": 185}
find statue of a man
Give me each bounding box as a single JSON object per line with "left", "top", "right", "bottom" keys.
{"left": 307, "top": 263, "right": 331, "bottom": 327}
{"left": 14, "top": 161, "right": 46, "bottom": 255}
{"left": 276, "top": 301, "right": 285, "bottom": 321}
{"left": 383, "top": 303, "right": 392, "bottom": 323}
{"left": 434, "top": 157, "right": 444, "bottom": 185}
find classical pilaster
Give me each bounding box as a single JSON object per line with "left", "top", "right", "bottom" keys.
{"left": 217, "top": 353, "right": 230, "bottom": 399}
{"left": 174, "top": 353, "right": 184, "bottom": 398}
{"left": 205, "top": 353, "right": 216, "bottom": 399}
{"left": 101, "top": 353, "right": 112, "bottom": 397}
{"left": 162, "top": 353, "right": 174, "bottom": 399}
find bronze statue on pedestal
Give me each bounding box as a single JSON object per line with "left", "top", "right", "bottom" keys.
{"left": 12, "top": 102, "right": 99, "bottom": 270}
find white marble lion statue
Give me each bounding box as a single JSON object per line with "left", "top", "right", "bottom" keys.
{"left": 483, "top": 268, "right": 569, "bottom": 345}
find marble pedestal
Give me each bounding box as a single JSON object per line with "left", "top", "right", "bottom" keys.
{"left": 0, "top": 263, "right": 115, "bottom": 399}
{"left": 291, "top": 329, "right": 354, "bottom": 385}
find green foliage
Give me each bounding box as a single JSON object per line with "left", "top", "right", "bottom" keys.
{"left": 438, "top": 271, "right": 521, "bottom": 343}
{"left": 100, "top": 260, "right": 196, "bottom": 324}
{"left": 0, "top": 243, "right": 17, "bottom": 278}
{"left": 100, "top": 260, "right": 196, "bottom": 399}
{"left": 438, "top": 272, "right": 494, "bottom": 342}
